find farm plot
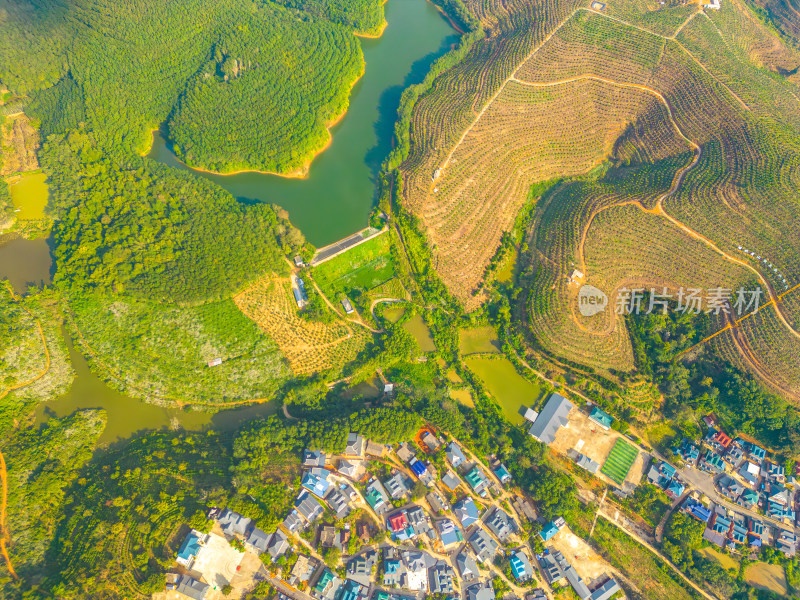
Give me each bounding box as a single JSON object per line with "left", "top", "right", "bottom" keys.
{"left": 713, "top": 305, "right": 800, "bottom": 401}
{"left": 650, "top": 43, "right": 800, "bottom": 289}
{"left": 416, "top": 78, "right": 685, "bottom": 308}
{"left": 600, "top": 438, "right": 639, "bottom": 485}
{"left": 234, "top": 275, "right": 370, "bottom": 376}
{"left": 313, "top": 233, "right": 395, "bottom": 301}
{"left": 594, "top": 0, "right": 696, "bottom": 38}
{"left": 401, "top": 0, "right": 584, "bottom": 222}
{"left": 517, "top": 11, "right": 665, "bottom": 86}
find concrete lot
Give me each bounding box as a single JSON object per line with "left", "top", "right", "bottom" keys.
{"left": 192, "top": 533, "right": 244, "bottom": 590}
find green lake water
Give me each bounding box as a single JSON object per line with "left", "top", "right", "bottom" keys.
{"left": 0, "top": 235, "right": 52, "bottom": 293}
{"left": 8, "top": 171, "right": 49, "bottom": 220}
{"left": 465, "top": 357, "right": 548, "bottom": 425}
{"left": 403, "top": 314, "right": 436, "bottom": 352}
{"left": 34, "top": 332, "right": 278, "bottom": 444}
{"left": 149, "top": 0, "right": 458, "bottom": 247}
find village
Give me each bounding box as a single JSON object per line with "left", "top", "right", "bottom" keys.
{"left": 158, "top": 395, "right": 625, "bottom": 600}
{"left": 156, "top": 391, "right": 800, "bottom": 600}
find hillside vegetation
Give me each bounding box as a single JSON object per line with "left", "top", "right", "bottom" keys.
{"left": 0, "top": 0, "right": 376, "bottom": 174}
{"left": 399, "top": 0, "right": 800, "bottom": 398}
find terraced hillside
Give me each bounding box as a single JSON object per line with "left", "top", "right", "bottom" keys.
{"left": 400, "top": 0, "right": 800, "bottom": 398}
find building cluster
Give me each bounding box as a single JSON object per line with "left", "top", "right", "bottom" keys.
{"left": 537, "top": 548, "right": 621, "bottom": 600}
{"left": 669, "top": 417, "right": 799, "bottom": 558}
{"left": 164, "top": 427, "right": 581, "bottom": 600}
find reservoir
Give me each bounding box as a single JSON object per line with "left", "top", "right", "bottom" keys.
{"left": 149, "top": 0, "right": 458, "bottom": 247}
{"left": 16, "top": 0, "right": 457, "bottom": 440}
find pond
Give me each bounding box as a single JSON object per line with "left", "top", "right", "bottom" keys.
{"left": 148, "top": 0, "right": 459, "bottom": 247}
{"left": 458, "top": 326, "right": 501, "bottom": 355}
{"left": 8, "top": 171, "right": 49, "bottom": 220}
{"left": 34, "top": 331, "right": 278, "bottom": 444}
{"left": 403, "top": 314, "right": 436, "bottom": 352}
{"left": 464, "top": 357, "right": 548, "bottom": 425}
{"left": 0, "top": 235, "right": 52, "bottom": 294}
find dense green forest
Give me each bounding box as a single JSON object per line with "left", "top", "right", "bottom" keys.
{"left": 273, "top": 0, "right": 386, "bottom": 35}
{"left": 166, "top": 6, "right": 363, "bottom": 174}
{"left": 2, "top": 411, "right": 105, "bottom": 580}
{"left": 628, "top": 307, "right": 800, "bottom": 454}
{"left": 67, "top": 292, "right": 291, "bottom": 402}
{"left": 41, "top": 129, "right": 295, "bottom": 302}
{"left": 0, "top": 0, "right": 374, "bottom": 174}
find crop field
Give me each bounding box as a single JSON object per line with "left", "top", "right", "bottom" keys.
{"left": 234, "top": 275, "right": 370, "bottom": 376}
{"left": 414, "top": 78, "right": 687, "bottom": 308}
{"left": 598, "top": 0, "right": 696, "bottom": 38}
{"left": 517, "top": 11, "right": 666, "bottom": 86}
{"left": 313, "top": 233, "right": 395, "bottom": 301}
{"left": 600, "top": 438, "right": 638, "bottom": 484}
{"left": 401, "top": 0, "right": 584, "bottom": 223}
{"left": 744, "top": 561, "right": 788, "bottom": 596}
{"left": 712, "top": 305, "right": 800, "bottom": 401}
{"left": 69, "top": 293, "right": 290, "bottom": 404}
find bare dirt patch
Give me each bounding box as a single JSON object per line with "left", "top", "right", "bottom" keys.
{"left": 1, "top": 114, "right": 39, "bottom": 175}
{"left": 745, "top": 562, "right": 788, "bottom": 596}
{"left": 547, "top": 524, "right": 620, "bottom": 585}
{"left": 550, "top": 408, "right": 645, "bottom": 486}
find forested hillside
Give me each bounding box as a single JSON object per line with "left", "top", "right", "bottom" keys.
{"left": 0, "top": 0, "right": 377, "bottom": 174}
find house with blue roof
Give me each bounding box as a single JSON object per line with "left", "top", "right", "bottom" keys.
{"left": 588, "top": 406, "right": 613, "bottom": 430}
{"left": 465, "top": 466, "right": 489, "bottom": 496}
{"left": 689, "top": 503, "right": 712, "bottom": 523}
{"left": 338, "top": 578, "right": 367, "bottom": 600}
{"left": 539, "top": 521, "right": 561, "bottom": 542}
{"left": 675, "top": 440, "right": 700, "bottom": 465}
{"left": 176, "top": 530, "right": 205, "bottom": 568}
{"left": 436, "top": 519, "right": 464, "bottom": 546}
{"left": 666, "top": 479, "right": 685, "bottom": 500}
{"left": 509, "top": 551, "right": 534, "bottom": 582}
{"left": 731, "top": 521, "right": 748, "bottom": 546}
{"left": 701, "top": 451, "right": 725, "bottom": 474}
{"left": 738, "top": 488, "right": 758, "bottom": 510}
{"left": 712, "top": 515, "right": 731, "bottom": 536}
{"left": 453, "top": 497, "right": 480, "bottom": 528}
{"left": 302, "top": 468, "right": 331, "bottom": 498}
{"left": 494, "top": 464, "right": 512, "bottom": 485}
{"left": 409, "top": 457, "right": 427, "bottom": 477}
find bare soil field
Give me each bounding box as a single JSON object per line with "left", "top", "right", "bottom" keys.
{"left": 234, "top": 275, "right": 370, "bottom": 376}
{"left": 548, "top": 524, "right": 620, "bottom": 586}
{"left": 744, "top": 562, "right": 788, "bottom": 596}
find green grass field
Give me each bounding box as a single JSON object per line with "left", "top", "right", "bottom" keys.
{"left": 313, "top": 233, "right": 395, "bottom": 300}
{"left": 601, "top": 438, "right": 639, "bottom": 484}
